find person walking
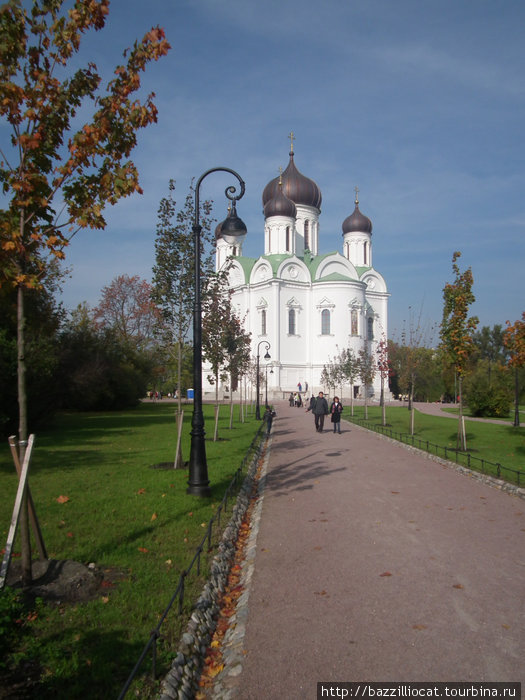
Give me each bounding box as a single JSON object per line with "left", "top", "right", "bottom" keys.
{"left": 311, "top": 391, "right": 329, "bottom": 432}
{"left": 263, "top": 406, "right": 276, "bottom": 436}
{"left": 330, "top": 396, "right": 343, "bottom": 434}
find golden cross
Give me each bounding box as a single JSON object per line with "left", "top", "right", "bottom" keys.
{"left": 288, "top": 131, "right": 295, "bottom": 153}
{"left": 354, "top": 185, "right": 359, "bottom": 204}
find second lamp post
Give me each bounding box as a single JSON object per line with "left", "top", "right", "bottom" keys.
{"left": 255, "top": 340, "right": 271, "bottom": 419}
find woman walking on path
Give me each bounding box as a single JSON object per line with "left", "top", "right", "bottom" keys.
{"left": 330, "top": 396, "right": 343, "bottom": 433}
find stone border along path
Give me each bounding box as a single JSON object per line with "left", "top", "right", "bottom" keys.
{"left": 158, "top": 433, "right": 268, "bottom": 700}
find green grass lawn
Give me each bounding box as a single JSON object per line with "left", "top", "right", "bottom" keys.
{"left": 344, "top": 405, "right": 525, "bottom": 484}
{"left": 0, "top": 401, "right": 262, "bottom": 699}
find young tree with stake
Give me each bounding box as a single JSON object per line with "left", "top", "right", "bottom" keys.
{"left": 439, "top": 251, "right": 478, "bottom": 450}
{"left": 0, "top": 0, "right": 169, "bottom": 584}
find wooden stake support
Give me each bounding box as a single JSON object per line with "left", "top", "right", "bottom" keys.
{"left": 0, "top": 435, "right": 47, "bottom": 591}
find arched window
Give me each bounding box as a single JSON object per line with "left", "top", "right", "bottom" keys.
{"left": 351, "top": 309, "right": 358, "bottom": 335}
{"left": 261, "top": 309, "right": 267, "bottom": 335}
{"left": 321, "top": 309, "right": 331, "bottom": 335}
{"left": 363, "top": 241, "right": 367, "bottom": 265}
{"left": 304, "top": 220, "right": 309, "bottom": 250}
{"left": 367, "top": 317, "right": 374, "bottom": 340}
{"left": 288, "top": 308, "right": 296, "bottom": 335}
{"left": 285, "top": 226, "right": 290, "bottom": 252}
{"left": 232, "top": 246, "right": 237, "bottom": 256}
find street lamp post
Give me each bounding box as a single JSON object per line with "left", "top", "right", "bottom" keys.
{"left": 255, "top": 340, "right": 271, "bottom": 420}
{"left": 265, "top": 364, "right": 274, "bottom": 407}
{"left": 188, "top": 167, "right": 245, "bottom": 496}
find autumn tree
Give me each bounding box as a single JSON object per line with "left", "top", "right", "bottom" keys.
{"left": 503, "top": 312, "right": 525, "bottom": 427}
{"left": 439, "top": 251, "right": 478, "bottom": 450}
{"left": 93, "top": 274, "right": 160, "bottom": 352}
{"left": 0, "top": 0, "right": 169, "bottom": 583}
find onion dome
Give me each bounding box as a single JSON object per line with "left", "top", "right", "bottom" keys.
{"left": 262, "top": 151, "right": 322, "bottom": 210}
{"left": 263, "top": 180, "right": 297, "bottom": 219}
{"left": 216, "top": 201, "right": 247, "bottom": 244}
{"left": 342, "top": 188, "right": 372, "bottom": 234}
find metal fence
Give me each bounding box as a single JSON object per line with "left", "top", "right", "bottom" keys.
{"left": 117, "top": 423, "right": 265, "bottom": 700}
{"left": 345, "top": 415, "right": 523, "bottom": 487}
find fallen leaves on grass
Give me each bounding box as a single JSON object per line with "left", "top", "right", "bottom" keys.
{"left": 56, "top": 495, "right": 69, "bottom": 504}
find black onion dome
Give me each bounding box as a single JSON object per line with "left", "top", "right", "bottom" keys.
{"left": 262, "top": 151, "right": 322, "bottom": 209}
{"left": 216, "top": 202, "right": 247, "bottom": 241}
{"left": 342, "top": 201, "right": 372, "bottom": 235}
{"left": 263, "top": 182, "right": 297, "bottom": 219}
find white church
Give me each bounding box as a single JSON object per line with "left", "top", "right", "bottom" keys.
{"left": 205, "top": 141, "right": 389, "bottom": 401}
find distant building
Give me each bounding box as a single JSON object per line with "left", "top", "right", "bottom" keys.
{"left": 205, "top": 142, "right": 389, "bottom": 400}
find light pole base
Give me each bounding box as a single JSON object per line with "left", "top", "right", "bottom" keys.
{"left": 186, "top": 483, "right": 212, "bottom": 497}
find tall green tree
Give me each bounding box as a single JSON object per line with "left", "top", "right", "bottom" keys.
{"left": 472, "top": 325, "right": 506, "bottom": 384}
{"left": 439, "top": 251, "right": 478, "bottom": 450}
{"left": 0, "top": 0, "right": 169, "bottom": 583}
{"left": 357, "top": 346, "right": 376, "bottom": 419}
{"left": 151, "top": 180, "right": 214, "bottom": 416}
{"left": 339, "top": 346, "right": 358, "bottom": 415}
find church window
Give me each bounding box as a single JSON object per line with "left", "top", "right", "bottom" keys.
{"left": 367, "top": 317, "right": 374, "bottom": 340}
{"left": 286, "top": 226, "right": 290, "bottom": 252}
{"left": 304, "top": 220, "right": 309, "bottom": 249}
{"left": 321, "top": 309, "right": 331, "bottom": 335}
{"left": 232, "top": 246, "right": 237, "bottom": 256}
{"left": 363, "top": 242, "right": 367, "bottom": 265}
{"left": 351, "top": 309, "right": 358, "bottom": 335}
{"left": 288, "top": 308, "right": 296, "bottom": 335}
{"left": 261, "top": 309, "right": 267, "bottom": 335}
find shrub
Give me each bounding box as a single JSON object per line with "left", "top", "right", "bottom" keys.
{"left": 465, "top": 366, "right": 512, "bottom": 417}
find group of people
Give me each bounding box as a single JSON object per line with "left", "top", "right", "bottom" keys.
{"left": 306, "top": 392, "right": 343, "bottom": 434}
{"left": 270, "top": 389, "right": 345, "bottom": 438}
{"left": 288, "top": 392, "right": 303, "bottom": 407}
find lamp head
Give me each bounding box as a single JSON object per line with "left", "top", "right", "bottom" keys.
{"left": 217, "top": 201, "right": 247, "bottom": 244}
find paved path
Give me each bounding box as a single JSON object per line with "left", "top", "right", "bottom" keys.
{"left": 217, "top": 401, "right": 525, "bottom": 699}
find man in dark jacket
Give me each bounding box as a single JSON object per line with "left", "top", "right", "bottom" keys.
{"left": 311, "top": 391, "right": 329, "bottom": 432}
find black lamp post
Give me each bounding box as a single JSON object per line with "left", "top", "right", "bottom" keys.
{"left": 255, "top": 340, "right": 271, "bottom": 420}
{"left": 265, "top": 364, "right": 274, "bottom": 407}
{"left": 188, "top": 167, "right": 245, "bottom": 496}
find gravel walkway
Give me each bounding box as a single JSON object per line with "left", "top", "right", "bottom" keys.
{"left": 206, "top": 401, "right": 525, "bottom": 699}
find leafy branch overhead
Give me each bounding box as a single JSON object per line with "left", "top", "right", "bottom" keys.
{"left": 0, "top": 0, "right": 171, "bottom": 288}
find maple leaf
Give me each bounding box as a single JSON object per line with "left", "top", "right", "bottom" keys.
{"left": 56, "top": 495, "right": 70, "bottom": 503}
{"left": 138, "top": 547, "right": 148, "bottom": 553}
{"left": 137, "top": 488, "right": 146, "bottom": 495}
{"left": 151, "top": 512, "right": 157, "bottom": 521}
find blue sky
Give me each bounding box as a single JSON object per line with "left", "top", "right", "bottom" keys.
{"left": 54, "top": 0, "right": 524, "bottom": 340}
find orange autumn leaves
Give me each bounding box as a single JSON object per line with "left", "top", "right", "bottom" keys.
{"left": 197, "top": 512, "right": 254, "bottom": 694}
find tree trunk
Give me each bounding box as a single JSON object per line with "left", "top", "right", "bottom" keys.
{"left": 457, "top": 375, "right": 467, "bottom": 450}
{"left": 513, "top": 367, "right": 520, "bottom": 428}
{"left": 173, "top": 341, "right": 184, "bottom": 469}
{"left": 380, "top": 375, "right": 386, "bottom": 426}
{"left": 17, "top": 284, "right": 32, "bottom": 585}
